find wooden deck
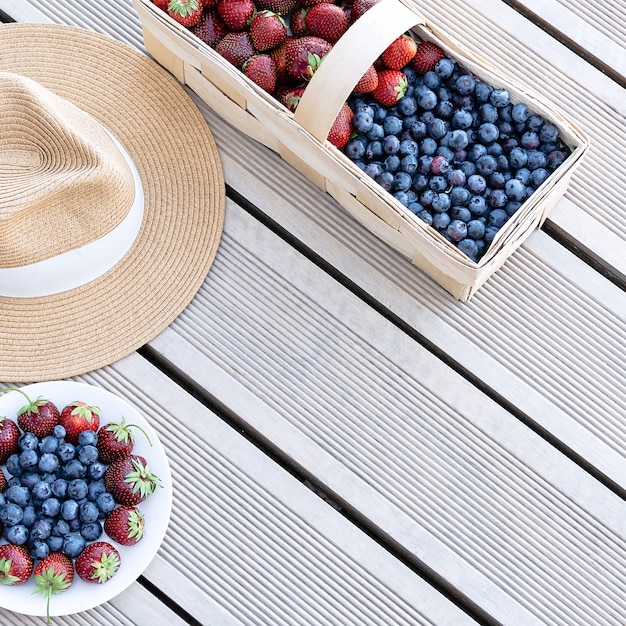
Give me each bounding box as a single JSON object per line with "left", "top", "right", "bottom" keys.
{"left": 1, "top": 0, "right": 625, "bottom": 624}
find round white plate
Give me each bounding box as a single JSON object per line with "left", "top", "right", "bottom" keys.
{"left": 0, "top": 381, "right": 173, "bottom": 618}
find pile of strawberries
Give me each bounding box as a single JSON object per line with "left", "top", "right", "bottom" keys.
{"left": 154, "top": 0, "right": 441, "bottom": 147}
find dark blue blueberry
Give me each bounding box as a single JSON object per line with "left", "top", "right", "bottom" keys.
{"left": 375, "top": 171, "right": 394, "bottom": 191}
{"left": 407, "top": 202, "right": 425, "bottom": 216}
{"left": 447, "top": 129, "right": 469, "bottom": 150}
{"left": 62, "top": 459, "right": 86, "bottom": 480}
{"left": 515, "top": 168, "right": 532, "bottom": 185}
{"left": 457, "top": 238, "right": 478, "bottom": 260}
{"left": 477, "top": 122, "right": 499, "bottom": 144}
{"left": 22, "top": 504, "right": 36, "bottom": 527}
{"left": 67, "top": 479, "right": 89, "bottom": 501}
{"left": 5, "top": 524, "right": 28, "bottom": 545}
{"left": 479, "top": 103, "right": 498, "bottom": 124}
{"left": 520, "top": 131, "right": 540, "bottom": 150}
{"left": 353, "top": 110, "right": 374, "bottom": 134}
{"left": 80, "top": 521, "right": 103, "bottom": 542}
{"left": 506, "top": 201, "right": 523, "bottom": 216}
{"left": 398, "top": 139, "right": 418, "bottom": 157}
{"left": 458, "top": 161, "right": 477, "bottom": 178}
{"left": 87, "top": 479, "right": 107, "bottom": 501}
{"left": 435, "top": 98, "right": 454, "bottom": 119}
{"left": 398, "top": 96, "right": 417, "bottom": 116}
{"left": 77, "top": 444, "right": 99, "bottom": 466}
{"left": 509, "top": 147, "right": 528, "bottom": 169}
{"left": 6, "top": 485, "right": 30, "bottom": 507}
{"left": 393, "top": 191, "right": 410, "bottom": 206}
{"left": 467, "top": 143, "right": 488, "bottom": 163}
{"left": 18, "top": 432, "right": 39, "bottom": 451}
{"left": 487, "top": 208, "right": 509, "bottom": 228}
{"left": 475, "top": 154, "right": 498, "bottom": 177}
{"left": 77, "top": 430, "right": 98, "bottom": 446}
{"left": 38, "top": 452, "right": 59, "bottom": 474}
{"left": 52, "top": 424, "right": 67, "bottom": 440}
{"left": 413, "top": 209, "right": 432, "bottom": 225}
{"left": 474, "top": 81, "right": 493, "bottom": 103}
{"left": 429, "top": 175, "right": 447, "bottom": 192}
{"left": 434, "top": 57, "right": 455, "bottom": 79}
{"left": 32, "top": 480, "right": 52, "bottom": 502}
{"left": 416, "top": 88, "right": 437, "bottom": 110}
{"left": 420, "top": 138, "right": 437, "bottom": 156}
{"left": 431, "top": 193, "right": 451, "bottom": 213}
{"left": 511, "top": 102, "right": 529, "bottom": 124}
{"left": 30, "top": 518, "right": 52, "bottom": 541}
{"left": 61, "top": 499, "right": 79, "bottom": 521}
{"left": 344, "top": 138, "right": 366, "bottom": 160}
{"left": 486, "top": 142, "right": 503, "bottom": 157}
{"left": 364, "top": 162, "right": 383, "bottom": 180}
{"left": 489, "top": 171, "right": 507, "bottom": 189}
{"left": 7, "top": 477, "right": 20, "bottom": 488}
{"left": 79, "top": 501, "right": 100, "bottom": 524}
{"left": 448, "top": 186, "right": 470, "bottom": 206}
{"left": 449, "top": 206, "right": 472, "bottom": 222}
{"left": 366, "top": 123, "right": 384, "bottom": 141}
{"left": 526, "top": 150, "right": 548, "bottom": 170}
{"left": 393, "top": 171, "right": 412, "bottom": 192}
{"left": 29, "top": 541, "right": 50, "bottom": 561}
{"left": 51, "top": 519, "right": 70, "bottom": 537}
{"left": 446, "top": 169, "right": 466, "bottom": 187}
{"left": 384, "top": 155, "right": 400, "bottom": 172}
{"left": 383, "top": 115, "right": 403, "bottom": 136}
{"left": 62, "top": 533, "right": 86, "bottom": 559}
{"left": 490, "top": 88, "right": 510, "bottom": 107}
{"left": 530, "top": 168, "right": 550, "bottom": 187}
{"left": 56, "top": 442, "right": 75, "bottom": 463}
{"left": 47, "top": 535, "right": 64, "bottom": 552}
{"left": 488, "top": 189, "right": 508, "bottom": 208}
{"left": 412, "top": 172, "right": 429, "bottom": 190}
{"left": 41, "top": 497, "right": 61, "bottom": 518}
{"left": 399, "top": 154, "right": 418, "bottom": 175}
{"left": 454, "top": 74, "right": 475, "bottom": 95}
{"left": 96, "top": 492, "right": 116, "bottom": 515}
{"left": 51, "top": 478, "right": 68, "bottom": 499}
{"left": 427, "top": 118, "right": 447, "bottom": 140}
{"left": 422, "top": 71, "right": 440, "bottom": 90}
{"left": 527, "top": 113, "right": 544, "bottom": 131}
{"left": 436, "top": 146, "right": 454, "bottom": 162}
{"left": 419, "top": 189, "right": 437, "bottom": 207}
{"left": 547, "top": 150, "right": 567, "bottom": 169}
{"left": 432, "top": 212, "right": 451, "bottom": 230}
{"left": 468, "top": 195, "right": 488, "bottom": 216}
{"left": 365, "top": 141, "right": 384, "bottom": 161}
{"left": 409, "top": 120, "right": 427, "bottom": 140}
{"left": 383, "top": 135, "right": 400, "bottom": 155}
{"left": 467, "top": 219, "right": 486, "bottom": 240}
{"left": 6, "top": 454, "right": 22, "bottom": 477}
{"left": 451, "top": 109, "right": 473, "bottom": 130}
{"left": 39, "top": 435, "right": 59, "bottom": 454}
{"left": 447, "top": 219, "right": 468, "bottom": 241}
{"left": 467, "top": 174, "right": 487, "bottom": 194}
{"left": 504, "top": 178, "right": 526, "bottom": 202}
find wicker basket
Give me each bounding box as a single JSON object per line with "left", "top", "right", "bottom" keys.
{"left": 133, "top": 0, "right": 589, "bottom": 301}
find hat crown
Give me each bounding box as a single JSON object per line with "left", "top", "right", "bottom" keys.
{"left": 0, "top": 72, "right": 135, "bottom": 269}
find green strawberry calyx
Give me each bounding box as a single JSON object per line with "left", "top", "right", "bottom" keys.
{"left": 106, "top": 416, "right": 152, "bottom": 446}
{"left": 127, "top": 508, "right": 146, "bottom": 541}
{"left": 69, "top": 401, "right": 101, "bottom": 423}
{"left": 88, "top": 551, "right": 120, "bottom": 584}
{"left": 33, "top": 566, "right": 72, "bottom": 624}
{"left": 125, "top": 458, "right": 161, "bottom": 499}
{"left": 168, "top": 0, "right": 200, "bottom": 17}
{"left": 0, "top": 557, "right": 21, "bottom": 585}
{"left": 0, "top": 386, "right": 47, "bottom": 416}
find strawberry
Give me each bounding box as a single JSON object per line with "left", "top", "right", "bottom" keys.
{"left": 350, "top": 0, "right": 380, "bottom": 22}
{"left": 255, "top": 0, "right": 296, "bottom": 13}
{"left": 167, "top": 0, "right": 204, "bottom": 28}
{"left": 300, "top": 0, "right": 334, "bottom": 5}
{"left": 33, "top": 552, "right": 74, "bottom": 624}
{"left": 0, "top": 415, "right": 20, "bottom": 464}
{"left": 327, "top": 102, "right": 353, "bottom": 149}
{"left": 270, "top": 36, "right": 296, "bottom": 84}
{"left": 304, "top": 2, "right": 348, "bottom": 43}
{"left": 249, "top": 10, "right": 287, "bottom": 51}
{"left": 276, "top": 84, "right": 306, "bottom": 111}
{"left": 152, "top": 0, "right": 169, "bottom": 10}
{"left": 381, "top": 34, "right": 417, "bottom": 70}
{"left": 96, "top": 417, "right": 152, "bottom": 465}
{"left": 289, "top": 7, "right": 308, "bottom": 37}
{"left": 0, "top": 544, "right": 33, "bottom": 585}
{"left": 243, "top": 54, "right": 277, "bottom": 93}
{"left": 104, "top": 505, "right": 145, "bottom": 546}
{"left": 217, "top": 0, "right": 255, "bottom": 31}
{"left": 11, "top": 390, "right": 60, "bottom": 439}
{"left": 190, "top": 9, "right": 228, "bottom": 47}
{"left": 215, "top": 31, "right": 256, "bottom": 68}
{"left": 75, "top": 542, "right": 120, "bottom": 584}
{"left": 59, "top": 401, "right": 101, "bottom": 445}
{"left": 353, "top": 64, "right": 378, "bottom": 93}
{"left": 371, "top": 69, "right": 407, "bottom": 106}
{"left": 411, "top": 40, "right": 445, "bottom": 74}
{"left": 0, "top": 469, "right": 7, "bottom": 492}
{"left": 105, "top": 455, "right": 161, "bottom": 506}
{"left": 284, "top": 36, "right": 333, "bottom": 81}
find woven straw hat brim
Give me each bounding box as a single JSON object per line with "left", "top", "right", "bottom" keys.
{"left": 0, "top": 23, "right": 225, "bottom": 382}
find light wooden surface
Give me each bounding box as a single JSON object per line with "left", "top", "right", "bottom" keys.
{"left": 1, "top": 0, "right": 625, "bottom": 625}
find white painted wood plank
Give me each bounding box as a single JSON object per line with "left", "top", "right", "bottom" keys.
{"left": 76, "top": 356, "right": 476, "bottom": 626}
{"left": 150, "top": 200, "right": 626, "bottom": 625}
{"left": 513, "top": 0, "right": 626, "bottom": 78}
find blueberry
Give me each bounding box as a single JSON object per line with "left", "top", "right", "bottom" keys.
{"left": 375, "top": 171, "right": 394, "bottom": 191}
{"left": 52, "top": 424, "right": 67, "bottom": 439}
{"left": 504, "top": 178, "right": 526, "bottom": 202}
{"left": 416, "top": 88, "right": 437, "bottom": 110}
{"left": 32, "top": 480, "right": 52, "bottom": 502}
{"left": 419, "top": 138, "right": 437, "bottom": 156}
{"left": 62, "top": 459, "right": 86, "bottom": 480}
{"left": 477, "top": 123, "right": 499, "bottom": 144}
{"left": 458, "top": 161, "right": 476, "bottom": 178}
{"left": 409, "top": 120, "right": 427, "bottom": 140}
{"left": 412, "top": 172, "right": 429, "bottom": 190}
{"left": 77, "top": 430, "right": 98, "bottom": 446}
{"left": 434, "top": 58, "right": 455, "bottom": 79}
{"left": 56, "top": 442, "right": 75, "bottom": 463}
{"left": 62, "top": 533, "right": 86, "bottom": 558}
{"left": 432, "top": 212, "right": 450, "bottom": 230}
{"left": 511, "top": 102, "right": 529, "bottom": 123}
{"left": 414, "top": 209, "right": 432, "bottom": 225}
{"left": 383, "top": 135, "right": 400, "bottom": 155}
{"left": 490, "top": 88, "right": 510, "bottom": 107}
{"left": 96, "top": 492, "right": 116, "bottom": 515}
{"left": 479, "top": 103, "right": 498, "bottom": 124}
{"left": 457, "top": 238, "right": 478, "bottom": 260}
{"left": 487, "top": 208, "right": 509, "bottom": 228}
{"left": 5, "top": 454, "right": 21, "bottom": 477}
{"left": 365, "top": 142, "right": 384, "bottom": 161}
{"left": 51, "top": 478, "right": 68, "bottom": 500}
{"left": 547, "top": 150, "right": 567, "bottom": 169}
{"left": 454, "top": 74, "right": 475, "bottom": 95}
{"left": 506, "top": 201, "right": 523, "bottom": 216}
{"left": 530, "top": 168, "right": 549, "bottom": 187}
{"left": 467, "top": 143, "right": 488, "bottom": 163}
{"left": 431, "top": 193, "right": 451, "bottom": 213}
{"left": 515, "top": 168, "right": 532, "bottom": 185}
{"left": 467, "top": 219, "right": 486, "bottom": 240}
{"left": 527, "top": 113, "right": 544, "bottom": 131}
{"left": 29, "top": 541, "right": 50, "bottom": 561}
{"left": 39, "top": 436, "right": 59, "bottom": 454}
{"left": 30, "top": 518, "right": 52, "bottom": 541}
{"left": 451, "top": 109, "right": 473, "bottom": 130}
{"left": 51, "top": 519, "right": 70, "bottom": 537}
{"left": 366, "top": 123, "right": 384, "bottom": 141}
{"left": 520, "top": 131, "right": 540, "bottom": 150}
{"left": 4, "top": 524, "right": 28, "bottom": 545}
{"left": 398, "top": 139, "right": 418, "bottom": 157}
{"left": 447, "top": 129, "right": 469, "bottom": 150}
{"left": 18, "top": 449, "right": 39, "bottom": 471}
{"left": 398, "top": 96, "right": 417, "bottom": 116}
{"left": 446, "top": 169, "right": 466, "bottom": 187}
{"left": 18, "top": 432, "right": 39, "bottom": 451}
{"left": 435, "top": 99, "right": 454, "bottom": 119}
{"left": 449, "top": 206, "right": 472, "bottom": 222}
{"left": 384, "top": 155, "right": 400, "bottom": 173}
{"left": 475, "top": 155, "right": 498, "bottom": 177}
{"left": 399, "top": 154, "right": 418, "bottom": 175}
{"left": 509, "top": 147, "right": 528, "bottom": 169}
{"left": 22, "top": 504, "right": 36, "bottom": 527}
{"left": 38, "top": 452, "right": 60, "bottom": 474}
{"left": 449, "top": 186, "right": 470, "bottom": 206}
{"left": 422, "top": 71, "right": 440, "bottom": 89}
{"left": 467, "top": 174, "right": 487, "bottom": 195}
{"left": 344, "top": 138, "right": 366, "bottom": 160}
{"left": 429, "top": 176, "right": 447, "bottom": 193}
{"left": 6, "top": 485, "right": 31, "bottom": 507}
{"left": 488, "top": 189, "right": 508, "bottom": 208}
{"left": 393, "top": 191, "right": 410, "bottom": 206}
{"left": 353, "top": 111, "right": 373, "bottom": 135}
{"left": 77, "top": 444, "right": 99, "bottom": 466}
{"left": 427, "top": 118, "right": 447, "bottom": 140}
{"left": 526, "top": 150, "right": 548, "bottom": 170}
{"left": 363, "top": 161, "right": 383, "bottom": 180}
{"left": 79, "top": 501, "right": 100, "bottom": 524}
{"left": 489, "top": 172, "right": 507, "bottom": 189}
{"left": 447, "top": 219, "right": 468, "bottom": 241}
{"left": 393, "top": 171, "right": 412, "bottom": 192}
{"left": 468, "top": 195, "right": 488, "bottom": 216}
{"left": 41, "top": 497, "right": 61, "bottom": 518}
{"left": 47, "top": 535, "right": 64, "bottom": 552}
{"left": 67, "top": 479, "right": 89, "bottom": 501}
{"left": 61, "top": 499, "right": 79, "bottom": 521}
{"left": 80, "top": 521, "right": 103, "bottom": 542}
{"left": 474, "top": 81, "right": 493, "bottom": 103}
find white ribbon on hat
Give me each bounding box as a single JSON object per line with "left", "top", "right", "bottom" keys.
{"left": 0, "top": 131, "right": 144, "bottom": 298}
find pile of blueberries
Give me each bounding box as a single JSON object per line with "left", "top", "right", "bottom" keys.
{"left": 0, "top": 426, "right": 116, "bottom": 561}
{"left": 344, "top": 55, "right": 571, "bottom": 261}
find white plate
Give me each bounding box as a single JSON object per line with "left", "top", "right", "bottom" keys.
{"left": 0, "top": 381, "right": 173, "bottom": 618}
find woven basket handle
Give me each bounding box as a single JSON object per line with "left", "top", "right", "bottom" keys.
{"left": 293, "top": 0, "right": 425, "bottom": 143}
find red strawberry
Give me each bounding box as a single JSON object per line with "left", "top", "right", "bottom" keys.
{"left": 190, "top": 9, "right": 228, "bottom": 47}
{"left": 289, "top": 7, "right": 308, "bottom": 37}
{"left": 327, "top": 102, "right": 353, "bottom": 149}
{"left": 104, "top": 505, "right": 145, "bottom": 546}
{"left": 300, "top": 0, "right": 334, "bottom": 5}
{"left": 33, "top": 552, "right": 74, "bottom": 624}
{"left": 243, "top": 54, "right": 277, "bottom": 93}
{"left": 168, "top": 0, "right": 204, "bottom": 28}
{"left": 96, "top": 417, "right": 152, "bottom": 465}
{"left": 217, "top": 0, "right": 255, "bottom": 31}
{"left": 276, "top": 84, "right": 306, "bottom": 111}
{"left": 270, "top": 36, "right": 296, "bottom": 83}
{"left": 411, "top": 40, "right": 445, "bottom": 74}
{"left": 284, "top": 36, "right": 333, "bottom": 81}
{"left": 381, "top": 34, "right": 417, "bottom": 70}
{"left": 105, "top": 455, "right": 161, "bottom": 506}
{"left": 0, "top": 469, "right": 7, "bottom": 493}
{"left": 152, "top": 0, "right": 169, "bottom": 10}
{"left": 249, "top": 10, "right": 287, "bottom": 51}
{"left": 0, "top": 544, "right": 33, "bottom": 585}
{"left": 4, "top": 387, "right": 61, "bottom": 439}
{"left": 0, "top": 415, "right": 20, "bottom": 464}
{"left": 353, "top": 64, "right": 378, "bottom": 93}
{"left": 255, "top": 0, "right": 296, "bottom": 13}
{"left": 215, "top": 31, "right": 256, "bottom": 68}
{"left": 304, "top": 2, "right": 348, "bottom": 42}
{"left": 75, "top": 542, "right": 120, "bottom": 584}
{"left": 350, "top": 0, "right": 380, "bottom": 22}
{"left": 371, "top": 69, "right": 407, "bottom": 106}
{"left": 59, "top": 401, "right": 101, "bottom": 445}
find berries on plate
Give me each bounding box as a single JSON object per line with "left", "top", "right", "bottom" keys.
{"left": 104, "top": 505, "right": 145, "bottom": 546}
{"left": 105, "top": 455, "right": 161, "bottom": 506}
{"left": 0, "top": 543, "right": 33, "bottom": 585}
{"left": 59, "top": 401, "right": 101, "bottom": 445}
{"left": 33, "top": 552, "right": 74, "bottom": 624}
{"left": 75, "top": 541, "right": 121, "bottom": 584}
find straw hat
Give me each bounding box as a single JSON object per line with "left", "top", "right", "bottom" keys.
{"left": 0, "top": 23, "right": 225, "bottom": 382}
